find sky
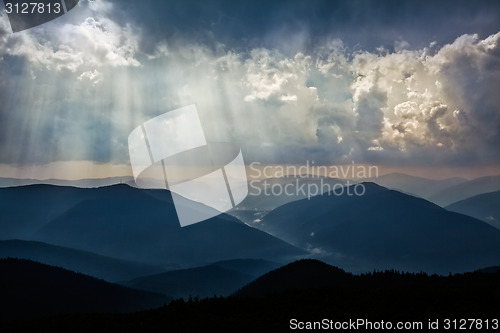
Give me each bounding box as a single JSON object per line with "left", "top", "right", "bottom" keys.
{"left": 0, "top": 0, "right": 499, "bottom": 180}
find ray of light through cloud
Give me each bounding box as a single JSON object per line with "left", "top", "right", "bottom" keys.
{"left": 0, "top": 0, "right": 499, "bottom": 180}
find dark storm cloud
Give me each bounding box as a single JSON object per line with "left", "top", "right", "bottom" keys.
{"left": 102, "top": 0, "right": 500, "bottom": 53}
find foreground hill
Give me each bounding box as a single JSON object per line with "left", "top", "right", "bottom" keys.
{"left": 258, "top": 183, "right": 500, "bottom": 274}
{"left": 0, "top": 184, "right": 304, "bottom": 267}
{"left": 0, "top": 240, "right": 164, "bottom": 282}
{"left": 2, "top": 260, "right": 499, "bottom": 332}
{"left": 0, "top": 258, "right": 170, "bottom": 321}
{"left": 235, "top": 259, "right": 349, "bottom": 298}
{"left": 122, "top": 259, "right": 280, "bottom": 299}
{"left": 446, "top": 190, "right": 500, "bottom": 230}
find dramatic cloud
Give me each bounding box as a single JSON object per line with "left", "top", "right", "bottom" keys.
{"left": 0, "top": 0, "right": 140, "bottom": 73}
{"left": 0, "top": 0, "right": 499, "bottom": 177}
{"left": 345, "top": 32, "right": 500, "bottom": 165}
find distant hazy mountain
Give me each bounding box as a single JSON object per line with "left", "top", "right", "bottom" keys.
{"left": 228, "top": 176, "right": 346, "bottom": 224}
{"left": 0, "top": 258, "right": 170, "bottom": 320}
{"left": 0, "top": 240, "right": 165, "bottom": 282}
{"left": 235, "top": 259, "right": 349, "bottom": 298}
{"left": 257, "top": 183, "right": 500, "bottom": 274}
{"left": 236, "top": 176, "right": 347, "bottom": 211}
{"left": 0, "top": 184, "right": 304, "bottom": 267}
{"left": 122, "top": 259, "right": 280, "bottom": 299}
{"left": 446, "top": 191, "right": 500, "bottom": 230}
{"left": 370, "top": 173, "right": 466, "bottom": 199}
{"left": 428, "top": 175, "right": 500, "bottom": 206}
{"left": 0, "top": 177, "right": 135, "bottom": 188}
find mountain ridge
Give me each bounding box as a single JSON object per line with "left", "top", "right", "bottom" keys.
{"left": 256, "top": 182, "right": 500, "bottom": 274}
{"left": 370, "top": 172, "right": 467, "bottom": 199}
{"left": 446, "top": 190, "right": 500, "bottom": 230}
{"left": 121, "top": 258, "right": 281, "bottom": 299}
{"left": 0, "top": 239, "right": 166, "bottom": 282}
{"left": 0, "top": 258, "right": 170, "bottom": 321}
{"left": 429, "top": 175, "right": 500, "bottom": 206}
{"left": 0, "top": 184, "right": 305, "bottom": 267}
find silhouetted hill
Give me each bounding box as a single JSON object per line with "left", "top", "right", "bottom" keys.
{"left": 121, "top": 259, "right": 280, "bottom": 299}
{"left": 0, "top": 258, "right": 170, "bottom": 321}
{"left": 446, "top": 190, "right": 500, "bottom": 230}
{"left": 0, "top": 184, "right": 304, "bottom": 267}
{"left": 235, "top": 259, "right": 349, "bottom": 298}
{"left": 478, "top": 266, "right": 500, "bottom": 273}
{"left": 123, "top": 266, "right": 251, "bottom": 299}
{"left": 0, "top": 240, "right": 164, "bottom": 282}
{"left": 210, "top": 258, "right": 280, "bottom": 277}
{"left": 370, "top": 173, "right": 466, "bottom": 199}
{"left": 3, "top": 261, "right": 500, "bottom": 332}
{"left": 258, "top": 182, "right": 500, "bottom": 274}
{"left": 428, "top": 175, "right": 500, "bottom": 206}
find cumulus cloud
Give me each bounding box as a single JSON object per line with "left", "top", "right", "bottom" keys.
{"left": 0, "top": 0, "right": 141, "bottom": 74}
{"left": 195, "top": 31, "right": 499, "bottom": 166}
{"left": 343, "top": 32, "right": 500, "bottom": 165}
{"left": 0, "top": 0, "right": 499, "bottom": 169}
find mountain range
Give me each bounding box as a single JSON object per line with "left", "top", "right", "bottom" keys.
{"left": 228, "top": 176, "right": 347, "bottom": 224}
{"left": 1, "top": 173, "right": 500, "bottom": 320}
{"left": 0, "top": 176, "right": 135, "bottom": 188}
{"left": 369, "top": 172, "right": 467, "bottom": 199}
{"left": 0, "top": 184, "right": 304, "bottom": 268}
{"left": 428, "top": 175, "right": 500, "bottom": 206}
{"left": 446, "top": 190, "right": 500, "bottom": 230}
{"left": 2, "top": 258, "right": 499, "bottom": 331}
{"left": 121, "top": 259, "right": 280, "bottom": 299}
{"left": 0, "top": 239, "right": 165, "bottom": 282}
{"left": 0, "top": 258, "right": 170, "bottom": 321}
{"left": 254, "top": 182, "right": 500, "bottom": 274}
{"left": 235, "top": 259, "right": 349, "bottom": 298}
